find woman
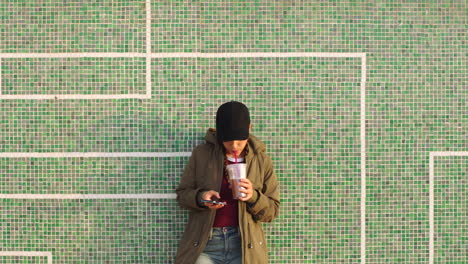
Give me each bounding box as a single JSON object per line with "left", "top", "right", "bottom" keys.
{"left": 175, "top": 101, "right": 280, "bottom": 264}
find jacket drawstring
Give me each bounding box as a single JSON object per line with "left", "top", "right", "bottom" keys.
{"left": 208, "top": 228, "right": 213, "bottom": 241}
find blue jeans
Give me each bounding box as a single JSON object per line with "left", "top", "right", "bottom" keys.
{"left": 195, "top": 227, "right": 242, "bottom": 264}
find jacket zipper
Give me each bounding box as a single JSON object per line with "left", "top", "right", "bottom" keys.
{"left": 245, "top": 151, "right": 253, "bottom": 249}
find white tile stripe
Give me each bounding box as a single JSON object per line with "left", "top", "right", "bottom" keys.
{"left": 0, "top": 52, "right": 148, "bottom": 58}
{"left": 0, "top": 52, "right": 366, "bottom": 59}
{"left": 0, "top": 152, "right": 191, "bottom": 158}
{"left": 0, "top": 152, "right": 187, "bottom": 200}
{"left": 360, "top": 54, "right": 367, "bottom": 264}
{"left": 0, "top": 193, "right": 177, "bottom": 199}
{"left": 0, "top": 52, "right": 365, "bottom": 100}
{"left": 0, "top": 251, "right": 52, "bottom": 264}
{"left": 0, "top": 94, "right": 152, "bottom": 100}
{"left": 428, "top": 151, "right": 468, "bottom": 264}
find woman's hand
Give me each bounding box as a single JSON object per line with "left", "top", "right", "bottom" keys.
{"left": 201, "top": 190, "right": 225, "bottom": 210}
{"left": 238, "top": 178, "right": 254, "bottom": 202}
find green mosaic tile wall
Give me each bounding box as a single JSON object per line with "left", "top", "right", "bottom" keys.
{"left": 434, "top": 157, "right": 467, "bottom": 263}
{"left": 0, "top": 1, "right": 466, "bottom": 263}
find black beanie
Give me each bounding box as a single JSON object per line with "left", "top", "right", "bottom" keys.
{"left": 216, "top": 101, "right": 250, "bottom": 142}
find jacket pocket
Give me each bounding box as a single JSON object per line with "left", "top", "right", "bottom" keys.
{"left": 247, "top": 221, "right": 267, "bottom": 250}
{"left": 184, "top": 213, "right": 205, "bottom": 249}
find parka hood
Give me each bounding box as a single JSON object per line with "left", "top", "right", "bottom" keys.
{"left": 205, "top": 128, "right": 266, "bottom": 154}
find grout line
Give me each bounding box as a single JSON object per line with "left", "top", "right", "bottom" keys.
{"left": 428, "top": 151, "right": 468, "bottom": 264}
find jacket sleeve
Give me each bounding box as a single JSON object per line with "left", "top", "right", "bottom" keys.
{"left": 175, "top": 147, "right": 209, "bottom": 211}
{"left": 246, "top": 154, "right": 280, "bottom": 222}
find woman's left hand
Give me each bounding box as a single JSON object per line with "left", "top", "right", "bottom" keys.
{"left": 238, "top": 178, "right": 254, "bottom": 202}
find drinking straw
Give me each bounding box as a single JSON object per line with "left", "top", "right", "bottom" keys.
{"left": 233, "top": 151, "right": 238, "bottom": 163}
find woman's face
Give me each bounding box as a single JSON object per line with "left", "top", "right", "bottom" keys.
{"left": 222, "top": 139, "right": 248, "bottom": 156}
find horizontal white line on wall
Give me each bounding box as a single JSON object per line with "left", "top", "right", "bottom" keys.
{"left": 0, "top": 193, "right": 177, "bottom": 200}
{"left": 0, "top": 52, "right": 365, "bottom": 100}
{"left": 0, "top": 152, "right": 184, "bottom": 200}
{"left": 0, "top": 94, "right": 152, "bottom": 100}
{"left": 0, "top": 52, "right": 366, "bottom": 58}
{"left": 0, "top": 251, "right": 52, "bottom": 264}
{"left": 430, "top": 151, "right": 468, "bottom": 157}
{"left": 0, "top": 152, "right": 192, "bottom": 158}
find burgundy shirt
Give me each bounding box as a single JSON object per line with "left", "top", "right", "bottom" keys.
{"left": 212, "top": 156, "right": 244, "bottom": 227}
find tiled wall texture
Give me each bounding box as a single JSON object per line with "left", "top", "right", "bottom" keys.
{"left": 0, "top": 1, "right": 466, "bottom": 263}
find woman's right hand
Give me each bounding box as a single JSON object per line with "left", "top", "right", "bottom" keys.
{"left": 201, "top": 190, "right": 225, "bottom": 210}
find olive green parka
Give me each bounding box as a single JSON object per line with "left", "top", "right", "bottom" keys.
{"left": 175, "top": 129, "right": 280, "bottom": 264}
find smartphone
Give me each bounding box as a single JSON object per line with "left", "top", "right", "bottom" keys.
{"left": 201, "top": 199, "right": 227, "bottom": 205}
